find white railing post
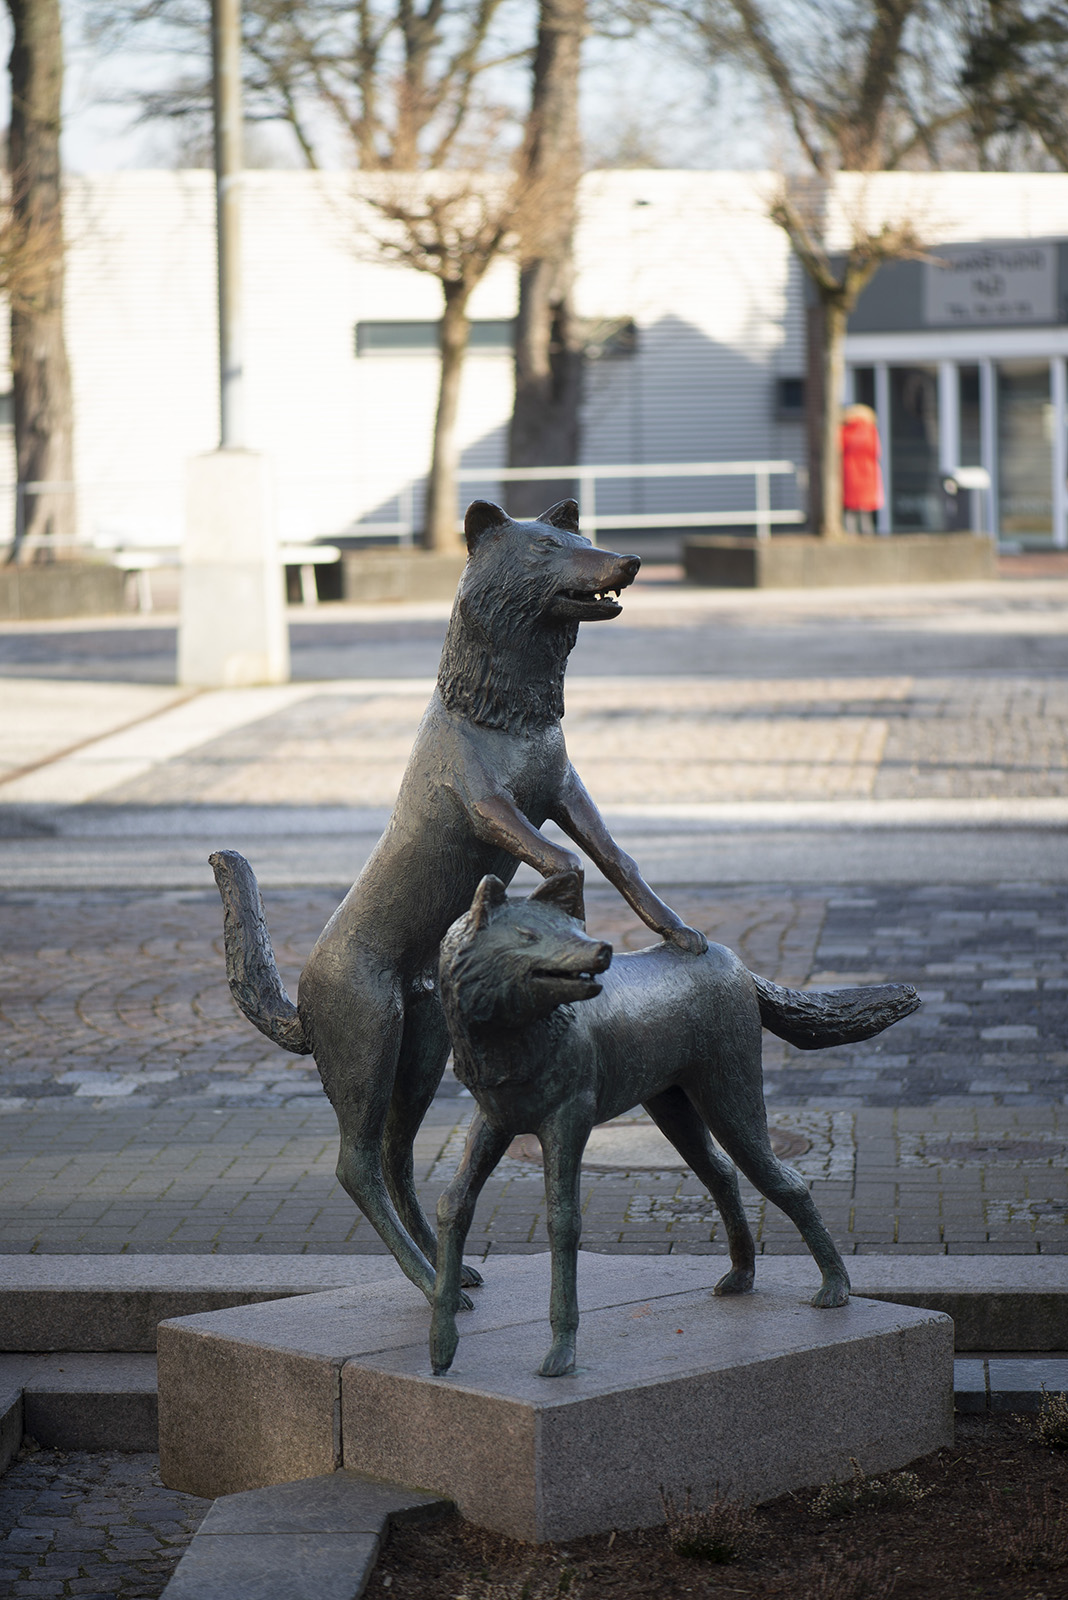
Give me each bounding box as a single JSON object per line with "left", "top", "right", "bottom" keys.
{"left": 755, "top": 469, "right": 771, "bottom": 542}
{"left": 579, "top": 471, "right": 597, "bottom": 544}
{"left": 400, "top": 481, "right": 414, "bottom": 546}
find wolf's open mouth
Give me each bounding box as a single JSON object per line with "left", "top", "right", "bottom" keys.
{"left": 563, "top": 588, "right": 621, "bottom": 604}
{"left": 534, "top": 967, "right": 602, "bottom": 984}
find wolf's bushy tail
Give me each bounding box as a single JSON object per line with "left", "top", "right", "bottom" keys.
{"left": 754, "top": 974, "right": 919, "bottom": 1050}
{"left": 209, "top": 849, "right": 312, "bottom": 1055}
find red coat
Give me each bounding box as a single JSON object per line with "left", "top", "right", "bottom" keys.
{"left": 841, "top": 415, "right": 884, "bottom": 512}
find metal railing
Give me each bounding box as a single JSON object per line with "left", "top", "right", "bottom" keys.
{"left": 0, "top": 459, "right": 804, "bottom": 556}
{"left": 455, "top": 461, "right": 804, "bottom": 543}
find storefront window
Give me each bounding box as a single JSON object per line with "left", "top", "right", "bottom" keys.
{"left": 997, "top": 361, "right": 1052, "bottom": 538}
{"left": 890, "top": 366, "right": 941, "bottom": 531}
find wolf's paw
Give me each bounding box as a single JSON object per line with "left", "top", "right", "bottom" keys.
{"left": 430, "top": 1310, "right": 460, "bottom": 1375}
{"left": 665, "top": 924, "right": 708, "bottom": 955}
{"left": 461, "top": 1261, "right": 484, "bottom": 1289}
{"left": 538, "top": 1338, "right": 576, "bottom": 1378}
{"left": 458, "top": 1289, "right": 474, "bottom": 1312}
{"left": 811, "top": 1274, "right": 850, "bottom": 1308}
{"left": 714, "top": 1266, "right": 755, "bottom": 1296}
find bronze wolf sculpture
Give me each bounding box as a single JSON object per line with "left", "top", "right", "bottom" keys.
{"left": 210, "top": 498, "right": 706, "bottom": 1303}
{"left": 431, "top": 872, "right": 920, "bottom": 1377}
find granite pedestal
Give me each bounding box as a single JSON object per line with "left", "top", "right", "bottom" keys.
{"left": 159, "top": 1254, "right": 952, "bottom": 1542}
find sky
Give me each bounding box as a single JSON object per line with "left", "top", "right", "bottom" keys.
{"left": 0, "top": 0, "right": 769, "bottom": 173}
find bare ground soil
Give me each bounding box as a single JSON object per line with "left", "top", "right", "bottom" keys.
{"left": 369, "top": 1414, "right": 1068, "bottom": 1600}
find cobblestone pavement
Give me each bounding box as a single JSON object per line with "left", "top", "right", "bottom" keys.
{"left": 0, "top": 883, "right": 1064, "bottom": 1257}
{"left": 28, "top": 674, "right": 1055, "bottom": 810}
{"left": 1, "top": 884, "right": 1063, "bottom": 1110}
{"left": 0, "top": 1446, "right": 208, "bottom": 1598}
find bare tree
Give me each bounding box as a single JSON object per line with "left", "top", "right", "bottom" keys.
{"left": 661, "top": 0, "right": 955, "bottom": 536}
{"left": 4, "top": 0, "right": 76, "bottom": 563}
{"left": 360, "top": 156, "right": 556, "bottom": 550}
{"left": 89, "top": 1, "right": 527, "bottom": 172}
{"left": 959, "top": 0, "right": 1068, "bottom": 170}
{"left": 92, "top": 0, "right": 532, "bottom": 549}
{"left": 507, "top": 0, "right": 586, "bottom": 516}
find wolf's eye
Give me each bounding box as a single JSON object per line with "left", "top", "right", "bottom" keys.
{"left": 515, "top": 926, "right": 538, "bottom": 944}
{"left": 535, "top": 535, "right": 563, "bottom": 550}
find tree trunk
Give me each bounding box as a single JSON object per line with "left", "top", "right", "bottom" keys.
{"left": 805, "top": 297, "right": 824, "bottom": 535}
{"left": 507, "top": 0, "right": 585, "bottom": 518}
{"left": 818, "top": 297, "right": 848, "bottom": 540}
{"left": 6, "top": 0, "right": 75, "bottom": 564}
{"left": 424, "top": 284, "right": 470, "bottom": 553}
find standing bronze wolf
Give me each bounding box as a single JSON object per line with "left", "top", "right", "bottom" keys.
{"left": 211, "top": 498, "right": 706, "bottom": 1301}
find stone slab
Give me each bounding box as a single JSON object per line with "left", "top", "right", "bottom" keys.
{"left": 340, "top": 549, "right": 465, "bottom": 603}
{"left": 0, "top": 1352, "right": 159, "bottom": 1450}
{"left": 0, "top": 1254, "right": 400, "bottom": 1352}
{"left": 683, "top": 533, "right": 997, "bottom": 589}
{"left": 0, "top": 562, "right": 127, "bottom": 621}
{"left": 14, "top": 1250, "right": 1054, "bottom": 1357}
{"left": 161, "top": 1471, "right": 450, "bottom": 1600}
{"left": 161, "top": 1531, "right": 380, "bottom": 1600}
{"left": 987, "top": 1356, "right": 1068, "bottom": 1412}
{"left": 0, "top": 1387, "right": 22, "bottom": 1476}
{"left": 158, "top": 1254, "right": 952, "bottom": 1540}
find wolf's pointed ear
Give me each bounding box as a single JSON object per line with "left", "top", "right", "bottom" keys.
{"left": 538, "top": 499, "right": 580, "bottom": 534}
{"left": 464, "top": 501, "right": 507, "bottom": 552}
{"left": 530, "top": 870, "right": 584, "bottom": 921}
{"left": 470, "top": 874, "right": 507, "bottom": 929}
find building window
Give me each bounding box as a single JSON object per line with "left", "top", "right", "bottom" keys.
{"left": 775, "top": 376, "right": 805, "bottom": 419}
{"left": 354, "top": 319, "right": 515, "bottom": 356}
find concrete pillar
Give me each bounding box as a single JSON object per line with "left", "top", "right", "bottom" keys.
{"left": 178, "top": 449, "right": 289, "bottom": 687}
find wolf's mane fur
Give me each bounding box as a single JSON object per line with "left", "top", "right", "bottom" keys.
{"left": 437, "top": 548, "right": 579, "bottom": 734}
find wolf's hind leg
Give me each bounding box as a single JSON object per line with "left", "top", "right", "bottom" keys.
{"left": 644, "top": 1087, "right": 755, "bottom": 1295}
{"left": 385, "top": 989, "right": 482, "bottom": 1289}
{"left": 308, "top": 963, "right": 439, "bottom": 1301}
{"left": 693, "top": 1078, "right": 850, "bottom": 1308}
{"left": 432, "top": 1113, "right": 511, "bottom": 1375}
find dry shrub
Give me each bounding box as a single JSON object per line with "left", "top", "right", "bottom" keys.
{"left": 453, "top": 1567, "right": 582, "bottom": 1600}
{"left": 800, "top": 1552, "right": 897, "bottom": 1600}
{"left": 810, "top": 1458, "right": 928, "bottom": 1518}
{"left": 659, "top": 1485, "right": 760, "bottom": 1563}
{"left": 998, "top": 1485, "right": 1068, "bottom": 1571}
{"left": 1030, "top": 1387, "right": 1068, "bottom": 1449}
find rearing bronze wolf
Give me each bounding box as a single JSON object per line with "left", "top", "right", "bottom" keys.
{"left": 211, "top": 498, "right": 706, "bottom": 1301}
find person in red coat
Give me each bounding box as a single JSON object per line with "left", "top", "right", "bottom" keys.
{"left": 841, "top": 403, "right": 884, "bottom": 535}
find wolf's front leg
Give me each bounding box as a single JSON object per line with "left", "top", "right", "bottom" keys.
{"left": 431, "top": 1112, "right": 511, "bottom": 1375}
{"left": 539, "top": 1109, "right": 591, "bottom": 1377}
{"left": 552, "top": 768, "right": 707, "bottom": 953}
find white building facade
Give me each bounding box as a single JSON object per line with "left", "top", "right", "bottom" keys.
{"left": 3, "top": 168, "right": 1067, "bottom": 550}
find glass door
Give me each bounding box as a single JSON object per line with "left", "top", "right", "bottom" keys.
{"left": 889, "top": 366, "right": 941, "bottom": 530}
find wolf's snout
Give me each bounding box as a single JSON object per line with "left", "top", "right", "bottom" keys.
{"left": 619, "top": 555, "right": 640, "bottom": 585}
{"left": 590, "top": 940, "right": 612, "bottom": 973}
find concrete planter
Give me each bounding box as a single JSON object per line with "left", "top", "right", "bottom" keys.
{"left": 0, "top": 561, "right": 127, "bottom": 620}
{"left": 683, "top": 533, "right": 998, "bottom": 589}
{"left": 340, "top": 548, "right": 466, "bottom": 603}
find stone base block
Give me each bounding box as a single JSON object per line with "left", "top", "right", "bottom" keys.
{"left": 683, "top": 533, "right": 997, "bottom": 588}
{"left": 0, "top": 562, "right": 127, "bottom": 620}
{"left": 159, "top": 1255, "right": 952, "bottom": 1541}
{"left": 340, "top": 548, "right": 465, "bottom": 603}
